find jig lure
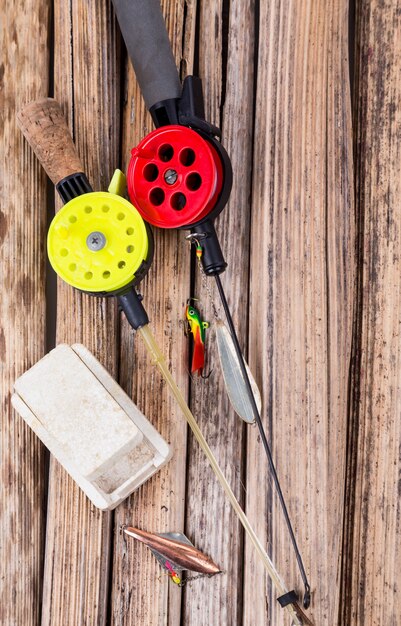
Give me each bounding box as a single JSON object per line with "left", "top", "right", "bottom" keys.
{"left": 185, "top": 301, "right": 209, "bottom": 377}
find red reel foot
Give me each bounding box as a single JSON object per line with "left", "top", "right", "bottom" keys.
{"left": 127, "top": 125, "right": 223, "bottom": 228}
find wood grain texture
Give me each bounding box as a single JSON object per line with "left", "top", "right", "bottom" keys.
{"left": 244, "top": 2, "right": 354, "bottom": 625}
{"left": 0, "top": 2, "right": 50, "bottom": 625}
{"left": 183, "top": 0, "right": 256, "bottom": 624}
{"left": 7, "top": 0, "right": 401, "bottom": 624}
{"left": 342, "top": 1, "right": 401, "bottom": 624}
{"left": 109, "top": 2, "right": 192, "bottom": 625}
{"left": 40, "top": 2, "right": 121, "bottom": 624}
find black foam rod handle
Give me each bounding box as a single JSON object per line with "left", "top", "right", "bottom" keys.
{"left": 112, "top": 0, "right": 182, "bottom": 110}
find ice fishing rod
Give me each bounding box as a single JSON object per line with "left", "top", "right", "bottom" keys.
{"left": 112, "top": 0, "right": 311, "bottom": 611}
{"left": 17, "top": 98, "right": 308, "bottom": 625}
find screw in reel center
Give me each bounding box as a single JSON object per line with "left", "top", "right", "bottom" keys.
{"left": 164, "top": 169, "right": 178, "bottom": 185}
{"left": 86, "top": 231, "right": 106, "bottom": 251}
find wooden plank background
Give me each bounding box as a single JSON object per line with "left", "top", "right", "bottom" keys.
{"left": 1, "top": 0, "right": 401, "bottom": 625}
{"left": 246, "top": 2, "right": 355, "bottom": 625}
{"left": 341, "top": 1, "right": 401, "bottom": 624}
{"left": 40, "top": 2, "right": 121, "bottom": 624}
{"left": 1, "top": 2, "right": 50, "bottom": 625}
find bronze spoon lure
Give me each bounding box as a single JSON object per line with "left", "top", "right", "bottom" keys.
{"left": 123, "top": 526, "right": 221, "bottom": 579}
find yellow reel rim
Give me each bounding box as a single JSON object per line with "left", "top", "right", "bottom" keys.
{"left": 47, "top": 192, "right": 149, "bottom": 293}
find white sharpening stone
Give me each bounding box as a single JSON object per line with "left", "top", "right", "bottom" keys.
{"left": 12, "top": 344, "right": 172, "bottom": 510}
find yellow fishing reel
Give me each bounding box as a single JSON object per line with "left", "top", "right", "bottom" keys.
{"left": 47, "top": 171, "right": 153, "bottom": 295}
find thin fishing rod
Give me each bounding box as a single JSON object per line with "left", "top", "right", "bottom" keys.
{"left": 215, "top": 274, "right": 311, "bottom": 609}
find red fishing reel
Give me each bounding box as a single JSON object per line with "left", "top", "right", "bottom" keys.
{"left": 127, "top": 125, "right": 224, "bottom": 228}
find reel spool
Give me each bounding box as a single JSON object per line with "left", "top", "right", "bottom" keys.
{"left": 48, "top": 191, "right": 152, "bottom": 295}
{"left": 127, "top": 125, "right": 224, "bottom": 228}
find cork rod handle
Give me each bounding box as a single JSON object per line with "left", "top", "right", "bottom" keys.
{"left": 17, "top": 98, "right": 84, "bottom": 185}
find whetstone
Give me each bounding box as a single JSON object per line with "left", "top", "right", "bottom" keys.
{"left": 11, "top": 344, "right": 172, "bottom": 510}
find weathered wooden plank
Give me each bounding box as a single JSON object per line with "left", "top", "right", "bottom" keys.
{"left": 183, "top": 1, "right": 256, "bottom": 624}
{"left": 342, "top": 2, "right": 401, "bottom": 624}
{"left": 0, "top": 2, "right": 50, "bottom": 624}
{"left": 244, "top": 1, "right": 354, "bottom": 624}
{"left": 109, "top": 2, "right": 193, "bottom": 625}
{"left": 40, "top": 2, "right": 121, "bottom": 624}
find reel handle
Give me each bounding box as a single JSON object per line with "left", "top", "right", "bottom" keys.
{"left": 17, "top": 98, "right": 85, "bottom": 186}
{"left": 112, "top": 0, "right": 181, "bottom": 118}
